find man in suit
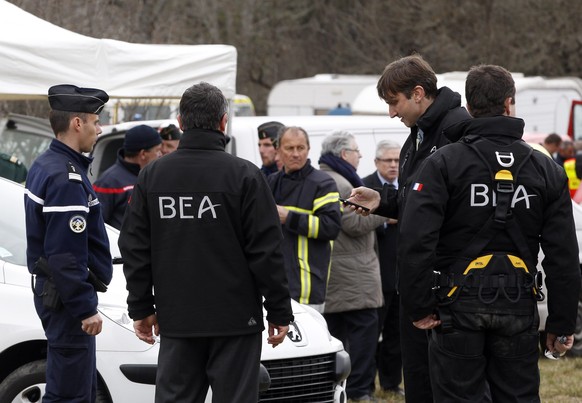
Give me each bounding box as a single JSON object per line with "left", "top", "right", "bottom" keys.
{"left": 362, "top": 140, "right": 403, "bottom": 396}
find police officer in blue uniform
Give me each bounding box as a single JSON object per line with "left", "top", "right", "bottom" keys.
{"left": 24, "top": 84, "right": 113, "bottom": 403}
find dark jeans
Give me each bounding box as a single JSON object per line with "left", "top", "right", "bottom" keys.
{"left": 155, "top": 333, "right": 262, "bottom": 403}
{"left": 400, "top": 301, "right": 433, "bottom": 403}
{"left": 325, "top": 308, "right": 378, "bottom": 399}
{"left": 429, "top": 305, "right": 540, "bottom": 403}
{"left": 376, "top": 290, "right": 402, "bottom": 390}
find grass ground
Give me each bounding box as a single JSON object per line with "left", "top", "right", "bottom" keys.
{"left": 362, "top": 356, "right": 582, "bottom": 402}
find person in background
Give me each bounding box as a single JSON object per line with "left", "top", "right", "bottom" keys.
{"left": 267, "top": 126, "right": 342, "bottom": 313}
{"left": 398, "top": 64, "right": 580, "bottom": 402}
{"left": 554, "top": 139, "right": 575, "bottom": 166}
{"left": 345, "top": 54, "right": 471, "bottom": 403}
{"left": 92, "top": 124, "right": 162, "bottom": 229}
{"left": 362, "top": 139, "right": 403, "bottom": 397}
{"left": 159, "top": 123, "right": 182, "bottom": 155}
{"left": 257, "top": 120, "right": 284, "bottom": 176}
{"left": 119, "top": 82, "right": 293, "bottom": 403}
{"left": 24, "top": 84, "right": 113, "bottom": 402}
{"left": 319, "top": 130, "right": 386, "bottom": 402}
{"left": 542, "top": 133, "right": 562, "bottom": 156}
{"left": 0, "top": 152, "right": 27, "bottom": 183}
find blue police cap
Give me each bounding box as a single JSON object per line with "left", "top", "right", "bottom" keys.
{"left": 48, "top": 84, "right": 109, "bottom": 114}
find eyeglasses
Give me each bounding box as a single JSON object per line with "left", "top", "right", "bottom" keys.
{"left": 345, "top": 148, "right": 361, "bottom": 154}
{"left": 376, "top": 158, "right": 399, "bottom": 163}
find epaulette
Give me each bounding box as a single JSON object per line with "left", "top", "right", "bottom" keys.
{"left": 67, "top": 161, "right": 83, "bottom": 183}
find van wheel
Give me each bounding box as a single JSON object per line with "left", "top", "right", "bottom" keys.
{"left": 0, "top": 360, "right": 111, "bottom": 403}
{"left": 0, "top": 360, "right": 46, "bottom": 403}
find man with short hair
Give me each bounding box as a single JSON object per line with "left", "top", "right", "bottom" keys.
{"left": 542, "top": 132, "right": 562, "bottom": 156}
{"left": 398, "top": 64, "right": 581, "bottom": 401}
{"left": 24, "top": 84, "right": 113, "bottom": 402}
{"left": 120, "top": 82, "right": 293, "bottom": 403}
{"left": 267, "top": 126, "right": 342, "bottom": 313}
{"left": 362, "top": 140, "right": 403, "bottom": 396}
{"left": 347, "top": 54, "right": 471, "bottom": 402}
{"left": 257, "top": 121, "right": 283, "bottom": 176}
{"left": 93, "top": 124, "right": 162, "bottom": 229}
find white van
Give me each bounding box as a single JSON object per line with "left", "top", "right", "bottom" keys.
{"left": 90, "top": 115, "right": 410, "bottom": 180}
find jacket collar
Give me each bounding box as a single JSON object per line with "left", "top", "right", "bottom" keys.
{"left": 417, "top": 86, "right": 462, "bottom": 133}
{"left": 178, "top": 128, "right": 227, "bottom": 151}
{"left": 50, "top": 139, "right": 93, "bottom": 172}
{"left": 444, "top": 115, "right": 525, "bottom": 143}
{"left": 116, "top": 148, "right": 141, "bottom": 176}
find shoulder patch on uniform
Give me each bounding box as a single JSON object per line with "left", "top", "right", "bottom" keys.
{"left": 67, "top": 161, "right": 82, "bottom": 182}
{"left": 69, "top": 215, "right": 86, "bottom": 233}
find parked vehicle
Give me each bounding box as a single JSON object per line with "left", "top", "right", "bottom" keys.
{"left": 352, "top": 73, "right": 582, "bottom": 136}
{"left": 0, "top": 177, "right": 350, "bottom": 402}
{"left": 266, "top": 74, "right": 379, "bottom": 116}
{"left": 91, "top": 115, "right": 410, "bottom": 180}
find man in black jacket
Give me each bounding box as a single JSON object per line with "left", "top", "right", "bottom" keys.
{"left": 362, "top": 140, "right": 403, "bottom": 396}
{"left": 119, "top": 82, "right": 293, "bottom": 403}
{"left": 398, "top": 65, "right": 580, "bottom": 401}
{"left": 348, "top": 54, "right": 471, "bottom": 402}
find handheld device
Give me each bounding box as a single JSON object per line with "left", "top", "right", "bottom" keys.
{"left": 339, "top": 198, "right": 370, "bottom": 212}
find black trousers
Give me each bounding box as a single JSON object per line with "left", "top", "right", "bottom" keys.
{"left": 155, "top": 333, "right": 262, "bottom": 403}
{"left": 429, "top": 305, "right": 539, "bottom": 403}
{"left": 325, "top": 308, "right": 379, "bottom": 399}
{"left": 400, "top": 300, "right": 433, "bottom": 403}
{"left": 376, "top": 290, "right": 402, "bottom": 390}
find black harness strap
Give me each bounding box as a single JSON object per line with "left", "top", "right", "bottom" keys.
{"left": 438, "top": 135, "right": 543, "bottom": 304}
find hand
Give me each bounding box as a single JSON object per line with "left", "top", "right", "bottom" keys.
{"left": 277, "top": 205, "right": 289, "bottom": 224}
{"left": 413, "top": 313, "right": 441, "bottom": 330}
{"left": 267, "top": 323, "right": 289, "bottom": 348}
{"left": 348, "top": 186, "right": 381, "bottom": 216}
{"left": 81, "top": 313, "right": 103, "bottom": 336}
{"left": 546, "top": 333, "right": 573, "bottom": 357}
{"left": 134, "top": 314, "right": 160, "bottom": 345}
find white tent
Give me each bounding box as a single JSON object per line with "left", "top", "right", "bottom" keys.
{"left": 0, "top": 0, "right": 237, "bottom": 100}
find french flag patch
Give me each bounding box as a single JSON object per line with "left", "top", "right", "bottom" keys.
{"left": 413, "top": 182, "right": 423, "bottom": 191}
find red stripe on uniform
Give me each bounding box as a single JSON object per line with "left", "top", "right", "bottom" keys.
{"left": 93, "top": 185, "right": 133, "bottom": 194}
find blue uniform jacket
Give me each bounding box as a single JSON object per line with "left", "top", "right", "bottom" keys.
{"left": 93, "top": 149, "right": 140, "bottom": 230}
{"left": 25, "top": 139, "right": 113, "bottom": 321}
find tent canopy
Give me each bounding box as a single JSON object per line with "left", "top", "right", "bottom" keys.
{"left": 0, "top": 0, "right": 237, "bottom": 100}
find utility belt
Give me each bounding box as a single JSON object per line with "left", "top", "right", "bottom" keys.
{"left": 31, "top": 257, "right": 108, "bottom": 311}
{"left": 433, "top": 253, "right": 544, "bottom": 306}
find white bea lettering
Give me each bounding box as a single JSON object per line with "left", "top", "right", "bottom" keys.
{"left": 158, "top": 195, "right": 221, "bottom": 219}
{"left": 470, "top": 184, "right": 536, "bottom": 209}
{"left": 159, "top": 196, "right": 176, "bottom": 218}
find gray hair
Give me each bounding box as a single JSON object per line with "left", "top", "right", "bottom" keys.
{"left": 375, "top": 140, "right": 401, "bottom": 159}
{"left": 179, "top": 82, "right": 228, "bottom": 131}
{"left": 321, "top": 130, "right": 355, "bottom": 157}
